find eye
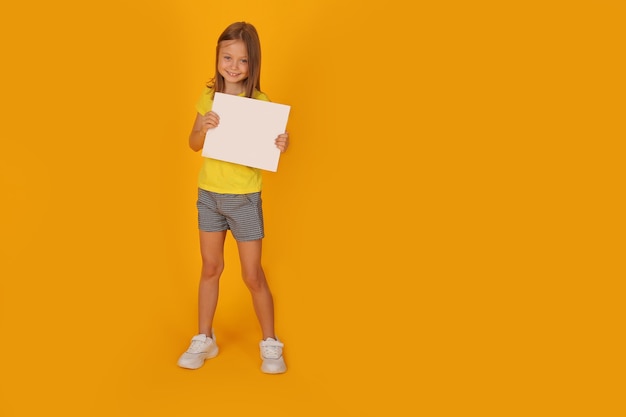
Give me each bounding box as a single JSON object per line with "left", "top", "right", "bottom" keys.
{"left": 223, "top": 56, "right": 231, "bottom": 61}
{"left": 241, "top": 59, "right": 248, "bottom": 64}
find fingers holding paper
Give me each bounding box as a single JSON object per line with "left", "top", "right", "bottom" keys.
{"left": 275, "top": 132, "right": 290, "bottom": 153}
{"left": 202, "top": 111, "right": 220, "bottom": 133}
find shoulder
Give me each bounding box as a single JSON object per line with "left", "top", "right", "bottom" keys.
{"left": 196, "top": 86, "right": 215, "bottom": 114}
{"left": 200, "top": 85, "right": 215, "bottom": 99}
{"left": 252, "top": 89, "right": 270, "bottom": 102}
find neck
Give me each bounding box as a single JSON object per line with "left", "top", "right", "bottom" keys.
{"left": 224, "top": 82, "right": 244, "bottom": 96}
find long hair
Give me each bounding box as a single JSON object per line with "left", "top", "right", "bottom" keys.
{"left": 207, "top": 22, "right": 262, "bottom": 98}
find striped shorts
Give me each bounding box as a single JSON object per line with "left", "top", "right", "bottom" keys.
{"left": 196, "top": 188, "right": 265, "bottom": 241}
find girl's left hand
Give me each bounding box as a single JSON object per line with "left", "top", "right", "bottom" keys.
{"left": 275, "top": 132, "right": 290, "bottom": 153}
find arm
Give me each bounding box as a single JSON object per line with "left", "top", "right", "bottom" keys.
{"left": 189, "top": 111, "right": 220, "bottom": 152}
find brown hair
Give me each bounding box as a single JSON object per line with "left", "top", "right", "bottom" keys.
{"left": 207, "top": 22, "right": 262, "bottom": 98}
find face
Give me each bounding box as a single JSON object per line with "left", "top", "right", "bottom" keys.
{"left": 217, "top": 39, "right": 249, "bottom": 90}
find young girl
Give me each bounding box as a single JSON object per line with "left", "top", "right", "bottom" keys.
{"left": 177, "top": 21, "right": 289, "bottom": 374}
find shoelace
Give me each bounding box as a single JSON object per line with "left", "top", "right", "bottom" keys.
{"left": 187, "top": 339, "right": 208, "bottom": 354}
{"left": 261, "top": 341, "right": 283, "bottom": 359}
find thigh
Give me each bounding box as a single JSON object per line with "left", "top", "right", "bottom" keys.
{"left": 236, "top": 239, "right": 263, "bottom": 277}
{"left": 225, "top": 192, "right": 265, "bottom": 242}
{"left": 197, "top": 188, "right": 229, "bottom": 232}
{"left": 199, "top": 230, "right": 227, "bottom": 267}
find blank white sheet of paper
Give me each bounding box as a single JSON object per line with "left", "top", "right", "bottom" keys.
{"left": 201, "top": 92, "right": 291, "bottom": 172}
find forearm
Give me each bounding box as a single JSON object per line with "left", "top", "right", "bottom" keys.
{"left": 189, "top": 129, "right": 206, "bottom": 152}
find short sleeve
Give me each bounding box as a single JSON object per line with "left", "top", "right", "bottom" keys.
{"left": 195, "top": 86, "right": 214, "bottom": 115}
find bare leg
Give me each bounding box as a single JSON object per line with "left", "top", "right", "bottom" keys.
{"left": 198, "top": 230, "right": 227, "bottom": 336}
{"left": 236, "top": 239, "right": 276, "bottom": 340}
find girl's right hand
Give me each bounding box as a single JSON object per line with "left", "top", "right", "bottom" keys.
{"left": 201, "top": 111, "right": 220, "bottom": 134}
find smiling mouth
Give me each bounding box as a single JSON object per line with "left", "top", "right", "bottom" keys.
{"left": 226, "top": 71, "right": 240, "bottom": 77}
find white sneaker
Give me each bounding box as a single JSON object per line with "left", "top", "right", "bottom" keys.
{"left": 178, "top": 332, "right": 219, "bottom": 369}
{"left": 260, "top": 337, "right": 287, "bottom": 374}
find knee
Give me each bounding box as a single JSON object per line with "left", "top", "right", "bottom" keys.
{"left": 242, "top": 269, "right": 266, "bottom": 292}
{"left": 201, "top": 260, "right": 224, "bottom": 280}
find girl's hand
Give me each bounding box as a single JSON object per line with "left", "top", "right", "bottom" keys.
{"left": 275, "top": 132, "right": 290, "bottom": 153}
{"left": 201, "top": 111, "right": 220, "bottom": 134}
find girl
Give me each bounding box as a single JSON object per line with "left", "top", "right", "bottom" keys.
{"left": 177, "top": 21, "right": 289, "bottom": 374}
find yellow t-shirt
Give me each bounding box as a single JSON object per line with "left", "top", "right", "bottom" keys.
{"left": 195, "top": 86, "right": 270, "bottom": 194}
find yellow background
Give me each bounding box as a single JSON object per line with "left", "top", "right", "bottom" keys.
{"left": 1, "top": 1, "right": 623, "bottom": 415}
